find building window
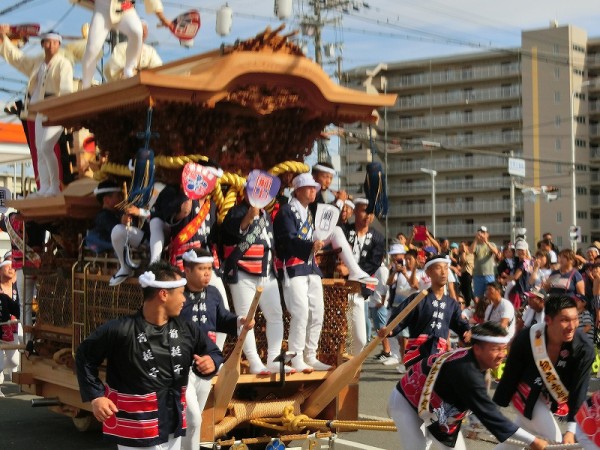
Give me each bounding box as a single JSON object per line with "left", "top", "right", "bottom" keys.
{"left": 575, "top": 138, "right": 587, "bottom": 147}
{"left": 555, "top": 138, "right": 561, "bottom": 151}
{"left": 556, "top": 163, "right": 562, "bottom": 174}
{"left": 576, "top": 186, "right": 588, "bottom": 195}
{"left": 557, "top": 236, "right": 563, "bottom": 247}
{"left": 575, "top": 92, "right": 586, "bottom": 100}
{"left": 574, "top": 68, "right": 585, "bottom": 76}
{"left": 577, "top": 211, "right": 588, "bottom": 220}
{"left": 554, "top": 67, "right": 560, "bottom": 79}
{"left": 557, "top": 211, "right": 562, "bottom": 223}
{"left": 553, "top": 44, "right": 560, "bottom": 55}
{"left": 554, "top": 91, "right": 560, "bottom": 103}
{"left": 572, "top": 44, "right": 585, "bottom": 53}
{"left": 576, "top": 116, "right": 586, "bottom": 124}
{"left": 555, "top": 115, "right": 561, "bottom": 127}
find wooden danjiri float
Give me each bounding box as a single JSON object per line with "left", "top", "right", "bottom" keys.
{"left": 7, "top": 27, "right": 396, "bottom": 448}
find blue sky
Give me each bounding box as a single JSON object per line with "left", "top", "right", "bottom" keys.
{"left": 1, "top": 0, "right": 599, "bottom": 111}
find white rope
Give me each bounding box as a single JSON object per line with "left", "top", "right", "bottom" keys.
{"left": 468, "top": 433, "right": 583, "bottom": 449}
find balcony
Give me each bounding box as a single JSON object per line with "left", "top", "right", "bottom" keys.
{"left": 398, "top": 107, "right": 522, "bottom": 131}
{"left": 397, "top": 85, "right": 521, "bottom": 110}
{"left": 387, "top": 154, "right": 507, "bottom": 174}
{"left": 391, "top": 62, "right": 520, "bottom": 89}
{"left": 434, "top": 222, "right": 514, "bottom": 237}
{"left": 590, "top": 195, "right": 600, "bottom": 207}
{"left": 592, "top": 219, "right": 600, "bottom": 230}
{"left": 389, "top": 177, "right": 511, "bottom": 195}
{"left": 388, "top": 198, "right": 523, "bottom": 217}
{"left": 590, "top": 124, "right": 600, "bottom": 137}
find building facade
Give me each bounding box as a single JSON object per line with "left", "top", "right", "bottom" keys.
{"left": 341, "top": 23, "right": 599, "bottom": 250}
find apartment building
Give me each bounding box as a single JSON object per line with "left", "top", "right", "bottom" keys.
{"left": 341, "top": 23, "right": 598, "bottom": 249}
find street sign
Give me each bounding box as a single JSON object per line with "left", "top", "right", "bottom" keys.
{"left": 569, "top": 225, "right": 582, "bottom": 243}
{"left": 508, "top": 157, "right": 526, "bottom": 177}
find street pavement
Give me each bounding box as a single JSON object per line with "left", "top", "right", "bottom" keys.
{"left": 0, "top": 351, "right": 596, "bottom": 449}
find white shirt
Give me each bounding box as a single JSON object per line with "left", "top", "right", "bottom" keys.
{"left": 289, "top": 198, "right": 308, "bottom": 224}
{"left": 369, "top": 264, "right": 389, "bottom": 307}
{"left": 394, "top": 269, "right": 430, "bottom": 303}
{"left": 522, "top": 307, "right": 545, "bottom": 327}
{"left": 485, "top": 298, "right": 515, "bottom": 340}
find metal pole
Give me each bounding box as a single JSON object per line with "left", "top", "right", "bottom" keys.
{"left": 510, "top": 150, "right": 516, "bottom": 243}
{"left": 570, "top": 91, "right": 577, "bottom": 251}
{"left": 431, "top": 171, "right": 436, "bottom": 237}
{"left": 384, "top": 79, "right": 388, "bottom": 245}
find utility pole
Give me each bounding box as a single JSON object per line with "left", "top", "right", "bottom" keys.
{"left": 298, "top": 1, "right": 368, "bottom": 163}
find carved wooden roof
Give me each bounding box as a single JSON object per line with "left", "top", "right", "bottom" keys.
{"left": 30, "top": 27, "right": 396, "bottom": 171}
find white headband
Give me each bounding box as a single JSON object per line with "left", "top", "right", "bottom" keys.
{"left": 94, "top": 187, "right": 121, "bottom": 195}
{"left": 313, "top": 164, "right": 336, "bottom": 175}
{"left": 471, "top": 334, "right": 511, "bottom": 344}
{"left": 41, "top": 32, "right": 62, "bottom": 43}
{"left": 354, "top": 198, "right": 369, "bottom": 205}
{"left": 138, "top": 271, "right": 187, "bottom": 289}
{"left": 0, "top": 259, "right": 11, "bottom": 268}
{"left": 345, "top": 200, "right": 355, "bottom": 209}
{"left": 423, "top": 256, "right": 451, "bottom": 271}
{"left": 181, "top": 250, "right": 214, "bottom": 264}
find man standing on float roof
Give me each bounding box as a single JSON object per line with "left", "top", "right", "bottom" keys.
{"left": 81, "top": 0, "right": 171, "bottom": 88}
{"left": 0, "top": 27, "right": 72, "bottom": 197}
{"left": 493, "top": 295, "right": 594, "bottom": 448}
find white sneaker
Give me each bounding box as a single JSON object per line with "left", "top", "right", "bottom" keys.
{"left": 349, "top": 273, "right": 379, "bottom": 285}
{"left": 383, "top": 356, "right": 400, "bottom": 366}
{"left": 109, "top": 268, "right": 133, "bottom": 287}
{"left": 306, "top": 359, "right": 332, "bottom": 371}
{"left": 396, "top": 364, "right": 406, "bottom": 374}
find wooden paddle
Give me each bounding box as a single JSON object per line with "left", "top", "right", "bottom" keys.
{"left": 302, "top": 289, "right": 429, "bottom": 418}
{"left": 213, "top": 287, "right": 263, "bottom": 422}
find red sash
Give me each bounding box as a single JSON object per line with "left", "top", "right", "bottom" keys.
{"left": 170, "top": 200, "right": 211, "bottom": 265}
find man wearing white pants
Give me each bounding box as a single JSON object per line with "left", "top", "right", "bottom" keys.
{"left": 493, "top": 295, "right": 594, "bottom": 449}
{"left": 387, "top": 322, "right": 547, "bottom": 450}
{"left": 80, "top": 0, "right": 170, "bottom": 88}
{"left": 222, "top": 195, "right": 288, "bottom": 375}
{"left": 344, "top": 198, "right": 385, "bottom": 355}
{"left": 180, "top": 249, "right": 252, "bottom": 450}
{"left": 273, "top": 173, "right": 331, "bottom": 373}
{"left": 0, "top": 28, "right": 72, "bottom": 197}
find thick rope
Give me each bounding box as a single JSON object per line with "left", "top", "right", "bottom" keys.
{"left": 215, "top": 432, "right": 332, "bottom": 448}
{"left": 268, "top": 160, "right": 310, "bottom": 176}
{"left": 248, "top": 409, "right": 585, "bottom": 449}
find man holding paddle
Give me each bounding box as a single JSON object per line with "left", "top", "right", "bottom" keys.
{"left": 180, "top": 248, "right": 254, "bottom": 450}
{"left": 388, "top": 322, "right": 548, "bottom": 450}
{"left": 386, "top": 254, "right": 470, "bottom": 368}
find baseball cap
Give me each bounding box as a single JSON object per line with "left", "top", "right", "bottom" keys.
{"left": 525, "top": 287, "right": 547, "bottom": 300}
{"left": 450, "top": 242, "right": 459, "bottom": 249}
{"left": 292, "top": 173, "right": 320, "bottom": 190}
{"left": 515, "top": 240, "right": 528, "bottom": 251}
{"left": 388, "top": 244, "right": 406, "bottom": 255}
{"left": 478, "top": 226, "right": 488, "bottom": 233}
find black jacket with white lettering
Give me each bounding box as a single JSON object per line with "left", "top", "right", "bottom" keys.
{"left": 493, "top": 326, "right": 594, "bottom": 423}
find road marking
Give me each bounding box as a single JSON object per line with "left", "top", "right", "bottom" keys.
{"left": 358, "top": 414, "right": 390, "bottom": 421}
{"left": 330, "top": 438, "right": 388, "bottom": 450}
